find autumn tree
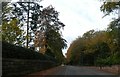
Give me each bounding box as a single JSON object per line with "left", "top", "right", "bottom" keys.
{"left": 35, "top": 5, "right": 67, "bottom": 63}
{"left": 66, "top": 30, "right": 112, "bottom": 65}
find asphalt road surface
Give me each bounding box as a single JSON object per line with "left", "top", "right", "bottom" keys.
{"left": 25, "top": 65, "right": 117, "bottom": 77}
{"left": 54, "top": 65, "right": 114, "bottom": 75}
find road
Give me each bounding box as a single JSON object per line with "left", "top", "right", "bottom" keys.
{"left": 24, "top": 65, "right": 116, "bottom": 77}
{"left": 54, "top": 65, "right": 114, "bottom": 75}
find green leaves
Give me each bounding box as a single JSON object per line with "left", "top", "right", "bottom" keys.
{"left": 2, "top": 18, "right": 23, "bottom": 45}
{"left": 99, "top": 1, "right": 120, "bottom": 65}
{"left": 100, "top": 2, "right": 120, "bottom": 17}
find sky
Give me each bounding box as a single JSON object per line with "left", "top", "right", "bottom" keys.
{"left": 40, "top": 0, "right": 114, "bottom": 56}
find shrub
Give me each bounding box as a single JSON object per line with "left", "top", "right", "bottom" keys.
{"left": 2, "top": 41, "right": 48, "bottom": 60}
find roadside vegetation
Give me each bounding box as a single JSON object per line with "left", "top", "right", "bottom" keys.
{"left": 1, "top": 1, "right": 67, "bottom": 64}
{"left": 66, "top": 1, "right": 120, "bottom": 66}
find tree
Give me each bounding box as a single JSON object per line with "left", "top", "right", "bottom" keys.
{"left": 66, "top": 30, "right": 112, "bottom": 65}
{"left": 2, "top": 1, "right": 42, "bottom": 48}
{"left": 107, "top": 18, "right": 120, "bottom": 52}
{"left": 100, "top": 1, "right": 120, "bottom": 65}
{"left": 2, "top": 18, "right": 23, "bottom": 45}
{"left": 2, "top": 2, "right": 23, "bottom": 45}
{"left": 35, "top": 5, "right": 67, "bottom": 63}
{"left": 100, "top": 2, "right": 120, "bottom": 17}
{"left": 100, "top": 1, "right": 120, "bottom": 49}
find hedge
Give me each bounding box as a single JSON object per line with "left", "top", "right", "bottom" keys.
{"left": 2, "top": 41, "right": 51, "bottom": 60}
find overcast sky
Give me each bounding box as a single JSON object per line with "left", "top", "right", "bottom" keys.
{"left": 40, "top": 0, "right": 114, "bottom": 56}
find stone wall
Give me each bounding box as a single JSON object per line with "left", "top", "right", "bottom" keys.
{"left": 2, "top": 58, "right": 57, "bottom": 77}
{"left": 99, "top": 65, "right": 120, "bottom": 75}
{"left": 88, "top": 65, "right": 120, "bottom": 75}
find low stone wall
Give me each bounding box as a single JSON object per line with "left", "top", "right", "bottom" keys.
{"left": 87, "top": 65, "right": 120, "bottom": 75}
{"left": 99, "top": 65, "right": 120, "bottom": 75}
{"left": 2, "top": 58, "right": 57, "bottom": 77}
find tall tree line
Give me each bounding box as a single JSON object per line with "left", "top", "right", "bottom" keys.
{"left": 2, "top": 1, "right": 67, "bottom": 63}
